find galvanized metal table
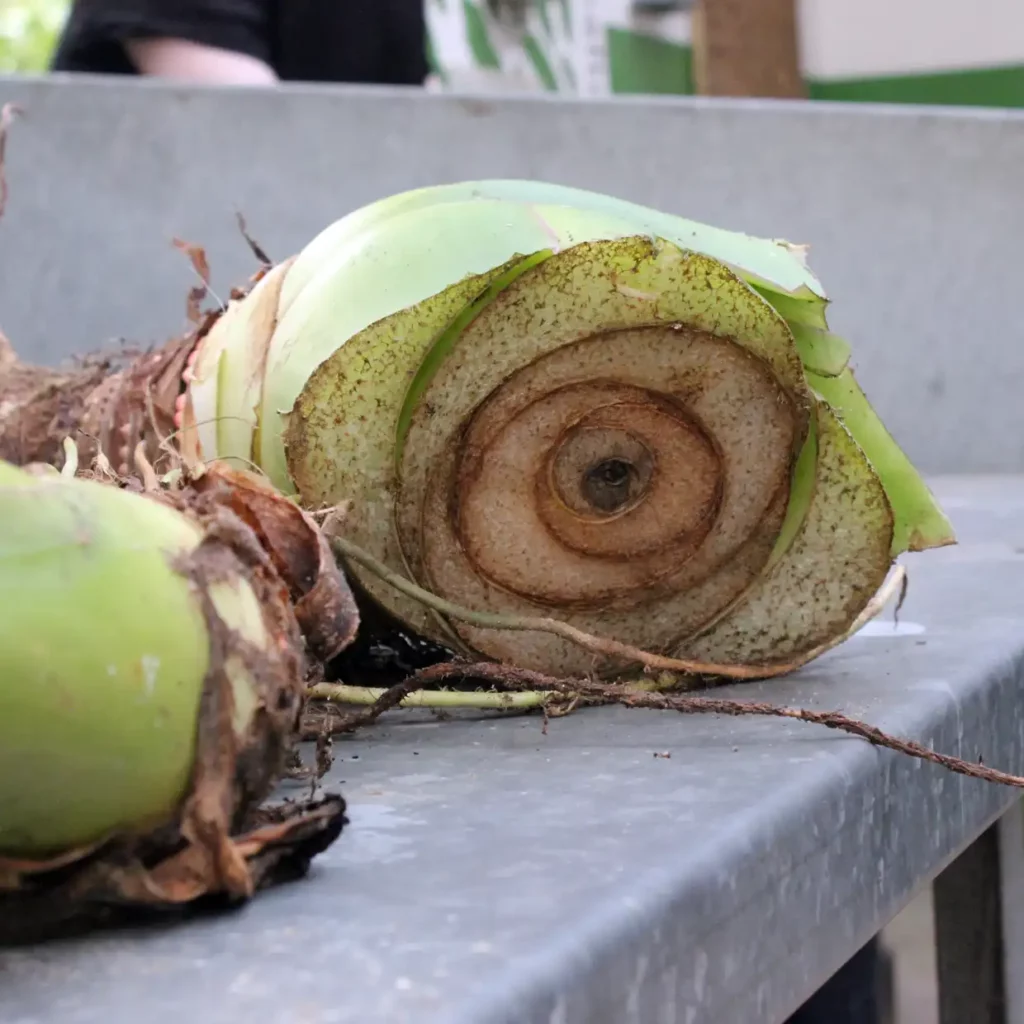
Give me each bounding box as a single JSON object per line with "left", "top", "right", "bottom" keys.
{"left": 4, "top": 475, "right": 1024, "bottom": 1024}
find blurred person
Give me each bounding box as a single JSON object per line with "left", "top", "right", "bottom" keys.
{"left": 50, "top": 0, "right": 428, "bottom": 87}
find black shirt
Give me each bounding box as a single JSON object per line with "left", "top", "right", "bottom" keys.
{"left": 51, "top": 0, "right": 429, "bottom": 86}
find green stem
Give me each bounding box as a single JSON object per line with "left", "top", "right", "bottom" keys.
{"left": 310, "top": 682, "right": 550, "bottom": 710}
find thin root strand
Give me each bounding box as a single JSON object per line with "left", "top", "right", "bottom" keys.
{"left": 308, "top": 660, "right": 1024, "bottom": 789}
{"left": 328, "top": 533, "right": 906, "bottom": 682}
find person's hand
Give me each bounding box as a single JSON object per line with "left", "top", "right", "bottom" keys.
{"left": 126, "top": 38, "right": 277, "bottom": 84}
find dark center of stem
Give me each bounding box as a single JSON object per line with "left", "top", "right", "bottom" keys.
{"left": 582, "top": 457, "right": 639, "bottom": 513}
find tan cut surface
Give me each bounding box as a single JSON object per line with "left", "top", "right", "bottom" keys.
{"left": 682, "top": 400, "right": 894, "bottom": 664}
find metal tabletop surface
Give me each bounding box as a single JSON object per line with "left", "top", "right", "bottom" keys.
{"left": 4, "top": 475, "right": 1024, "bottom": 1024}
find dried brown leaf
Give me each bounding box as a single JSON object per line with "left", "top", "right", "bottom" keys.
{"left": 172, "top": 237, "right": 211, "bottom": 286}
{"left": 172, "top": 238, "right": 213, "bottom": 324}
{"left": 236, "top": 211, "right": 272, "bottom": 266}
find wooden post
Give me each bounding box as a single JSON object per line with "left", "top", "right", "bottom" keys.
{"left": 692, "top": 0, "right": 806, "bottom": 99}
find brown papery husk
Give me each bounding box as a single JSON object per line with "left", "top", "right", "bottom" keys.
{"left": 0, "top": 325, "right": 202, "bottom": 474}
{"left": 0, "top": 462, "right": 358, "bottom": 946}
{"left": 0, "top": 253, "right": 272, "bottom": 477}
{"left": 0, "top": 102, "right": 260, "bottom": 478}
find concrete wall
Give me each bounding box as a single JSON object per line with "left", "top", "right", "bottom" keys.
{"left": 799, "top": 0, "right": 1024, "bottom": 78}
{"left": 0, "top": 74, "right": 1022, "bottom": 473}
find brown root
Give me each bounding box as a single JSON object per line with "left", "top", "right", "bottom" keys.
{"left": 308, "top": 660, "right": 1024, "bottom": 790}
